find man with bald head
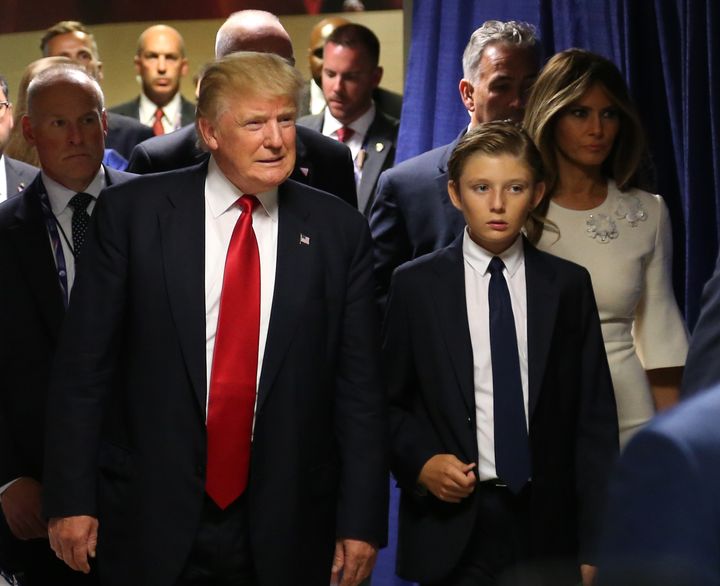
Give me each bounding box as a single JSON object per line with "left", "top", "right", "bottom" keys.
{"left": 43, "top": 51, "right": 387, "bottom": 586}
{"left": 111, "top": 25, "right": 194, "bottom": 134}
{"left": 127, "top": 10, "right": 357, "bottom": 208}
{"left": 0, "top": 63, "right": 134, "bottom": 586}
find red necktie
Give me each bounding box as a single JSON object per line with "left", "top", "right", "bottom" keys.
{"left": 206, "top": 195, "right": 260, "bottom": 509}
{"left": 336, "top": 126, "right": 355, "bottom": 143}
{"left": 152, "top": 108, "right": 165, "bottom": 136}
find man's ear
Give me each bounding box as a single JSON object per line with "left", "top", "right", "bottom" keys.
{"left": 459, "top": 79, "right": 475, "bottom": 113}
{"left": 101, "top": 109, "right": 108, "bottom": 136}
{"left": 196, "top": 116, "right": 218, "bottom": 151}
{"left": 133, "top": 55, "right": 141, "bottom": 75}
{"left": 447, "top": 180, "right": 463, "bottom": 211}
{"left": 21, "top": 115, "right": 35, "bottom": 146}
{"left": 371, "top": 65, "right": 383, "bottom": 90}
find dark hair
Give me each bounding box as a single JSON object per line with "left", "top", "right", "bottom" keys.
{"left": 524, "top": 49, "right": 647, "bottom": 242}
{"left": 40, "top": 21, "right": 99, "bottom": 59}
{"left": 326, "top": 23, "right": 380, "bottom": 67}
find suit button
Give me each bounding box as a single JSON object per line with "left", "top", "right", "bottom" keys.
{"left": 196, "top": 463, "right": 205, "bottom": 477}
{"left": 467, "top": 417, "right": 472, "bottom": 427}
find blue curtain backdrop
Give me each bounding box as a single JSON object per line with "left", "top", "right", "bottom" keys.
{"left": 374, "top": 1, "right": 720, "bottom": 584}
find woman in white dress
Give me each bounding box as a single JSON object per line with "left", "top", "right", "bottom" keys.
{"left": 524, "top": 49, "right": 688, "bottom": 447}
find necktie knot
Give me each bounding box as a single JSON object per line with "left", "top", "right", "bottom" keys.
{"left": 238, "top": 194, "right": 258, "bottom": 215}
{"left": 336, "top": 126, "right": 355, "bottom": 143}
{"left": 488, "top": 256, "right": 505, "bottom": 276}
{"left": 152, "top": 108, "right": 165, "bottom": 136}
{"left": 69, "top": 192, "right": 93, "bottom": 213}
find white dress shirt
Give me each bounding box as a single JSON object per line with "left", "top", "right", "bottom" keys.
{"left": 462, "top": 231, "right": 530, "bottom": 481}
{"left": 139, "top": 91, "right": 183, "bottom": 133}
{"left": 321, "top": 103, "right": 376, "bottom": 187}
{"left": 204, "top": 157, "right": 278, "bottom": 423}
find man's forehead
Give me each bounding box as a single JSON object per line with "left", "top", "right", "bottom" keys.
{"left": 479, "top": 44, "right": 536, "bottom": 78}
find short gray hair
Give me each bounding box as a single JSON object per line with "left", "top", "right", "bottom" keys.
{"left": 462, "top": 20, "right": 538, "bottom": 82}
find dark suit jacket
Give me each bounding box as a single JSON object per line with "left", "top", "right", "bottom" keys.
{"left": 299, "top": 80, "right": 403, "bottom": 121}
{"left": 127, "top": 123, "right": 358, "bottom": 209}
{"left": 3, "top": 156, "right": 38, "bottom": 197}
{"left": 369, "top": 132, "right": 466, "bottom": 306}
{"left": 297, "top": 109, "right": 399, "bottom": 216}
{"left": 0, "top": 167, "right": 135, "bottom": 575}
{"left": 110, "top": 95, "right": 196, "bottom": 129}
{"left": 105, "top": 112, "right": 154, "bottom": 160}
{"left": 383, "top": 236, "right": 618, "bottom": 584}
{"left": 43, "top": 163, "right": 388, "bottom": 586}
{"left": 682, "top": 253, "right": 720, "bottom": 396}
{"left": 597, "top": 386, "right": 720, "bottom": 586}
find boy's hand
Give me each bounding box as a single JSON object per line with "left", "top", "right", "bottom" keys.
{"left": 418, "top": 455, "right": 476, "bottom": 503}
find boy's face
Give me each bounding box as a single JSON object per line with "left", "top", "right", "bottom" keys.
{"left": 448, "top": 153, "right": 544, "bottom": 254}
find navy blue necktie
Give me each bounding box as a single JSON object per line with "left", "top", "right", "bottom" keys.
{"left": 488, "top": 256, "right": 530, "bottom": 493}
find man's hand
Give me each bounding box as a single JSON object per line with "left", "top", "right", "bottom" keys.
{"left": 330, "top": 538, "right": 377, "bottom": 586}
{"left": 581, "top": 564, "right": 597, "bottom": 586}
{"left": 418, "top": 454, "right": 476, "bottom": 503}
{"left": 48, "top": 515, "right": 99, "bottom": 574}
{"left": 0, "top": 477, "right": 47, "bottom": 540}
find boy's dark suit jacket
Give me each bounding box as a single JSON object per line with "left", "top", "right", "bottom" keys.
{"left": 127, "top": 123, "right": 358, "bottom": 209}
{"left": 383, "top": 236, "right": 619, "bottom": 584}
{"left": 0, "top": 167, "right": 136, "bottom": 578}
{"left": 43, "top": 163, "right": 388, "bottom": 586}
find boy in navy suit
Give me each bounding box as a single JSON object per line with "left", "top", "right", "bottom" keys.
{"left": 383, "top": 122, "right": 618, "bottom": 585}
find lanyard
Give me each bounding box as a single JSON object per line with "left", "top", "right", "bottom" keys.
{"left": 37, "top": 185, "right": 73, "bottom": 308}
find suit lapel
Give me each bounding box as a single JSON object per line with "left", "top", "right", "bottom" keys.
{"left": 10, "top": 184, "right": 65, "bottom": 339}
{"left": 158, "top": 165, "right": 208, "bottom": 411}
{"left": 358, "top": 115, "right": 395, "bottom": 215}
{"left": 430, "top": 238, "right": 475, "bottom": 415}
{"left": 256, "top": 181, "right": 315, "bottom": 412}
{"left": 523, "top": 240, "right": 559, "bottom": 420}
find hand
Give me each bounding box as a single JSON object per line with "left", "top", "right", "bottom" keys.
{"left": 330, "top": 538, "right": 377, "bottom": 586}
{"left": 0, "top": 477, "right": 47, "bottom": 540}
{"left": 48, "top": 515, "right": 99, "bottom": 574}
{"left": 418, "top": 454, "right": 476, "bottom": 503}
{"left": 581, "top": 563, "right": 597, "bottom": 586}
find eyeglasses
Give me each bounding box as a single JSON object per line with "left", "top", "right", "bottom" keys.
{"left": 0, "top": 101, "right": 10, "bottom": 118}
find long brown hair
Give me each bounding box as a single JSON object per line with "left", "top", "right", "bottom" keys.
{"left": 523, "top": 49, "right": 646, "bottom": 243}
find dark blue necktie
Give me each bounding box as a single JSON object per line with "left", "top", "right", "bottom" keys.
{"left": 488, "top": 256, "right": 530, "bottom": 493}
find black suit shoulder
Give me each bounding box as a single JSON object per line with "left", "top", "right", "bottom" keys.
{"left": 109, "top": 98, "right": 140, "bottom": 119}
{"left": 105, "top": 112, "right": 154, "bottom": 160}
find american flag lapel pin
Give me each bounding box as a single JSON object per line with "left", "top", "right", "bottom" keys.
{"left": 299, "top": 233, "right": 311, "bottom": 246}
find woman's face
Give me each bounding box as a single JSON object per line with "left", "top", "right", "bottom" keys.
{"left": 553, "top": 82, "right": 620, "bottom": 172}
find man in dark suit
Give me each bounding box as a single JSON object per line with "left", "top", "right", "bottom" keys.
{"left": 0, "top": 75, "right": 38, "bottom": 200}
{"left": 369, "top": 20, "right": 539, "bottom": 305}
{"left": 681, "top": 254, "right": 720, "bottom": 396}
{"left": 44, "top": 51, "right": 387, "bottom": 586}
{"left": 298, "top": 23, "right": 398, "bottom": 216}
{"left": 299, "top": 16, "right": 403, "bottom": 120}
{"left": 384, "top": 124, "right": 618, "bottom": 585}
{"left": 597, "top": 385, "right": 720, "bottom": 586}
{"left": 41, "top": 20, "right": 154, "bottom": 161}
{"left": 110, "top": 25, "right": 194, "bottom": 134}
{"left": 128, "top": 10, "right": 357, "bottom": 209}
{"left": 0, "top": 63, "right": 135, "bottom": 586}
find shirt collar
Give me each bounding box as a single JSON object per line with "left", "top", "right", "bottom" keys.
{"left": 42, "top": 166, "right": 106, "bottom": 216}
{"left": 205, "top": 157, "right": 279, "bottom": 223}
{"left": 139, "top": 91, "right": 182, "bottom": 127}
{"left": 322, "top": 101, "right": 376, "bottom": 139}
{"left": 462, "top": 229, "right": 525, "bottom": 278}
